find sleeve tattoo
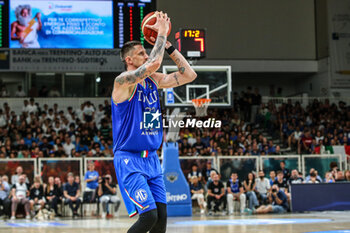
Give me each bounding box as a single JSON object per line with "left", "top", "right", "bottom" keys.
{"left": 115, "top": 36, "right": 166, "bottom": 85}
{"left": 174, "top": 57, "right": 186, "bottom": 74}
{"left": 173, "top": 73, "right": 180, "bottom": 85}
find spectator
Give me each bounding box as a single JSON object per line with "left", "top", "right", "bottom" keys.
{"left": 206, "top": 170, "right": 218, "bottom": 189}
{"left": 335, "top": 170, "right": 346, "bottom": 182}
{"left": 298, "top": 130, "right": 313, "bottom": 154}
{"left": 29, "top": 176, "right": 45, "bottom": 216}
{"left": 0, "top": 175, "right": 11, "bottom": 217}
{"left": 324, "top": 172, "right": 335, "bottom": 183}
{"left": 187, "top": 164, "right": 202, "bottom": 181}
{"left": 192, "top": 137, "right": 205, "bottom": 154}
{"left": 54, "top": 177, "right": 64, "bottom": 201}
{"left": 48, "top": 87, "right": 61, "bottom": 97}
{"left": 95, "top": 104, "right": 105, "bottom": 125}
{"left": 97, "top": 174, "right": 120, "bottom": 219}
{"left": 306, "top": 172, "right": 320, "bottom": 184}
{"left": 288, "top": 169, "right": 303, "bottom": 186}
{"left": 269, "top": 170, "right": 277, "bottom": 186}
{"left": 255, "top": 171, "right": 271, "bottom": 204}
{"left": 189, "top": 176, "right": 206, "bottom": 215}
{"left": 273, "top": 145, "right": 283, "bottom": 155}
{"left": 84, "top": 162, "right": 99, "bottom": 204}
{"left": 1, "top": 86, "right": 9, "bottom": 97}
{"left": 305, "top": 168, "right": 322, "bottom": 183}
{"left": 22, "top": 99, "right": 30, "bottom": 114}
{"left": 45, "top": 176, "right": 60, "bottom": 216}
{"left": 345, "top": 170, "right": 350, "bottom": 182}
{"left": 83, "top": 101, "right": 95, "bottom": 123}
{"left": 254, "top": 184, "right": 289, "bottom": 214}
{"left": 74, "top": 175, "right": 81, "bottom": 189}
{"left": 28, "top": 85, "right": 38, "bottom": 97}
{"left": 251, "top": 88, "right": 262, "bottom": 122}
{"left": 15, "top": 85, "right": 26, "bottom": 97}
{"left": 63, "top": 136, "right": 75, "bottom": 157}
{"left": 39, "top": 85, "right": 49, "bottom": 97}
{"left": 63, "top": 173, "right": 81, "bottom": 218}
{"left": 273, "top": 171, "right": 289, "bottom": 192}
{"left": 287, "top": 126, "right": 302, "bottom": 150}
{"left": 243, "top": 172, "right": 259, "bottom": 210}
{"left": 11, "top": 166, "right": 29, "bottom": 185}
{"left": 226, "top": 172, "right": 246, "bottom": 215}
{"left": 0, "top": 110, "right": 7, "bottom": 128}
{"left": 207, "top": 174, "right": 226, "bottom": 214}
{"left": 27, "top": 98, "right": 38, "bottom": 114}
{"left": 99, "top": 120, "right": 112, "bottom": 141}
{"left": 202, "top": 161, "right": 217, "bottom": 184}
{"left": 279, "top": 161, "right": 290, "bottom": 179}
{"left": 11, "top": 175, "right": 30, "bottom": 220}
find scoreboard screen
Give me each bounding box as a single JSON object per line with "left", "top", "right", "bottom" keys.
{"left": 2, "top": 0, "right": 155, "bottom": 49}
{"left": 0, "top": 0, "right": 156, "bottom": 49}
{"left": 175, "top": 29, "right": 206, "bottom": 58}
{"left": 9, "top": 0, "right": 114, "bottom": 48}
{"left": 115, "top": 0, "right": 156, "bottom": 48}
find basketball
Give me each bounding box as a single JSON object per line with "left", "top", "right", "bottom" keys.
{"left": 141, "top": 11, "right": 172, "bottom": 45}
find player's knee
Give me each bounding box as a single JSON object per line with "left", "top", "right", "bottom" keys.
{"left": 150, "top": 203, "right": 167, "bottom": 233}
{"left": 141, "top": 208, "right": 158, "bottom": 227}
{"left": 127, "top": 209, "right": 158, "bottom": 233}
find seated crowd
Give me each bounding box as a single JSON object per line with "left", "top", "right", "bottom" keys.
{"left": 0, "top": 96, "right": 348, "bottom": 158}
{"left": 188, "top": 160, "right": 350, "bottom": 215}
{"left": 264, "top": 99, "right": 350, "bottom": 155}
{"left": 0, "top": 164, "right": 120, "bottom": 220}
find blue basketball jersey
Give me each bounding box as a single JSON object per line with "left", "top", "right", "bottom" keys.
{"left": 111, "top": 77, "right": 163, "bottom": 153}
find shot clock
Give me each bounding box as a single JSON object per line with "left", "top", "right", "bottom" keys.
{"left": 175, "top": 29, "right": 206, "bottom": 58}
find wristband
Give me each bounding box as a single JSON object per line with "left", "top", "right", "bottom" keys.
{"left": 166, "top": 46, "right": 176, "bottom": 55}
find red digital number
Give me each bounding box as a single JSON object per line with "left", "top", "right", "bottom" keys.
{"left": 194, "top": 38, "right": 204, "bottom": 52}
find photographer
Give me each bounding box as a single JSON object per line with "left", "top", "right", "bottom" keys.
{"left": 254, "top": 184, "right": 289, "bottom": 214}
{"left": 98, "top": 174, "right": 120, "bottom": 218}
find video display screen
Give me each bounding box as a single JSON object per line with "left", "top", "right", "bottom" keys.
{"left": 9, "top": 0, "right": 113, "bottom": 48}
{"left": 115, "top": 0, "right": 155, "bottom": 48}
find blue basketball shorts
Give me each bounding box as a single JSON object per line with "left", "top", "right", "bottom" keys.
{"left": 113, "top": 150, "right": 167, "bottom": 217}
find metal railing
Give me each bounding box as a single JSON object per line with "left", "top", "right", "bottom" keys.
{"left": 259, "top": 155, "right": 301, "bottom": 175}
{"left": 216, "top": 156, "right": 259, "bottom": 181}
{"left": 1, "top": 158, "right": 37, "bottom": 183}
{"left": 302, "top": 154, "right": 344, "bottom": 179}
{"left": 0, "top": 154, "right": 346, "bottom": 184}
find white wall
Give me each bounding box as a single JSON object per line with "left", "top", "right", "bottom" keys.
{"left": 232, "top": 73, "right": 313, "bottom": 96}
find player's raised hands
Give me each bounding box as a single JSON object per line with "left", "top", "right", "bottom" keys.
{"left": 145, "top": 11, "right": 170, "bottom": 36}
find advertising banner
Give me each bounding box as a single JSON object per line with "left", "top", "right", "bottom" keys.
{"left": 5, "top": 48, "right": 122, "bottom": 72}
{"left": 291, "top": 183, "right": 350, "bottom": 212}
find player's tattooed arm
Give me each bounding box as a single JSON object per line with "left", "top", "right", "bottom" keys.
{"left": 148, "top": 35, "right": 166, "bottom": 64}
{"left": 154, "top": 42, "right": 197, "bottom": 89}
{"left": 173, "top": 57, "right": 186, "bottom": 74}
{"left": 114, "top": 36, "right": 167, "bottom": 86}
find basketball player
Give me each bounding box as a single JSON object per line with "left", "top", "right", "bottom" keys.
{"left": 11, "top": 5, "right": 42, "bottom": 48}
{"left": 112, "top": 11, "right": 197, "bottom": 233}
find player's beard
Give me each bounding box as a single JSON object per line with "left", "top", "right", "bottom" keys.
{"left": 17, "top": 15, "right": 31, "bottom": 27}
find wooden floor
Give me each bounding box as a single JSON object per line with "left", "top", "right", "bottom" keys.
{"left": 1, "top": 212, "right": 350, "bottom": 233}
